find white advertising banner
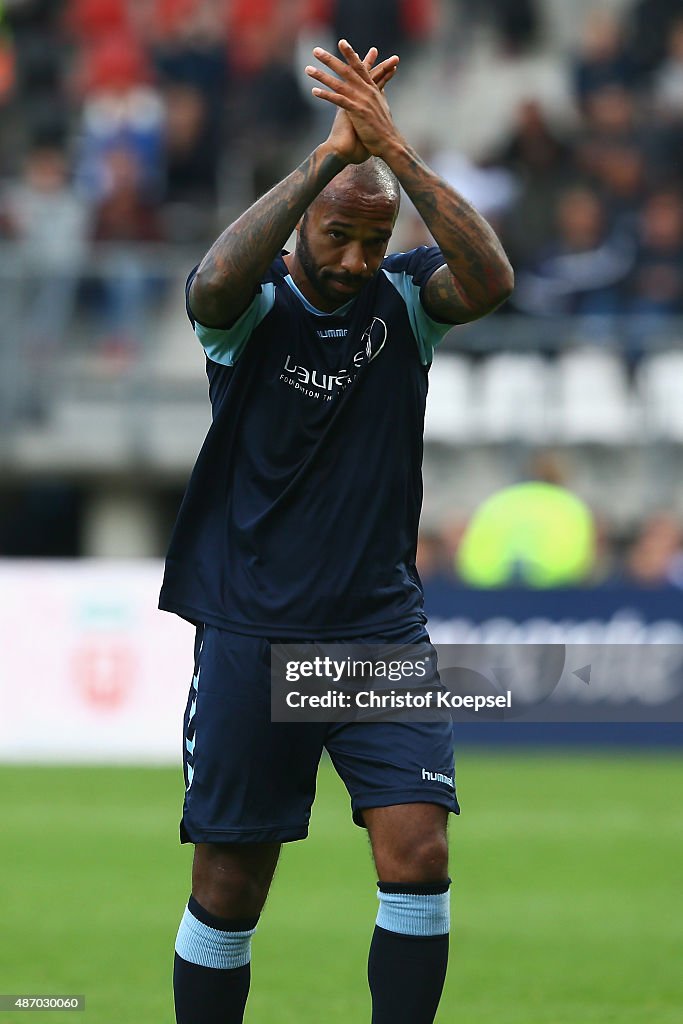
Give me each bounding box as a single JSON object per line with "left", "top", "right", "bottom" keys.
{"left": 0, "top": 560, "right": 194, "bottom": 763}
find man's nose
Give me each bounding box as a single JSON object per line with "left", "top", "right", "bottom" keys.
{"left": 340, "top": 243, "right": 367, "bottom": 276}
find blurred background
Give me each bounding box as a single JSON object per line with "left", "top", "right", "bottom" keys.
{"left": 2, "top": 1, "right": 683, "bottom": 749}
{"left": 2, "top": 0, "right": 683, "bottom": 579}
{"left": 1, "top": 0, "right": 683, "bottom": 757}
{"left": 1, "top": 5, "right": 681, "bottom": 1022}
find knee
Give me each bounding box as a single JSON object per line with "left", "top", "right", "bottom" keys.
{"left": 192, "top": 844, "right": 277, "bottom": 918}
{"left": 377, "top": 832, "right": 449, "bottom": 883}
{"left": 198, "top": 869, "right": 266, "bottom": 917}
{"left": 405, "top": 833, "right": 449, "bottom": 881}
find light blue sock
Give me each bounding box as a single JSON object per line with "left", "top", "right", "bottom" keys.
{"left": 175, "top": 906, "right": 257, "bottom": 970}
{"left": 376, "top": 888, "right": 450, "bottom": 936}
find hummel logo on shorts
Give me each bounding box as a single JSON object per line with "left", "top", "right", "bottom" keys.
{"left": 422, "top": 768, "right": 454, "bottom": 788}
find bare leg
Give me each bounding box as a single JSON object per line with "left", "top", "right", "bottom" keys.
{"left": 363, "top": 804, "right": 451, "bottom": 1024}
{"left": 191, "top": 841, "right": 281, "bottom": 917}
{"left": 174, "top": 842, "right": 282, "bottom": 1024}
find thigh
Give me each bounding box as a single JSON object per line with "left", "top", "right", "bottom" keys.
{"left": 181, "top": 625, "right": 327, "bottom": 845}
{"left": 325, "top": 718, "right": 459, "bottom": 828}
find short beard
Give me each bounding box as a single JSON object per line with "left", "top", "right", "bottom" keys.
{"left": 296, "top": 214, "right": 332, "bottom": 304}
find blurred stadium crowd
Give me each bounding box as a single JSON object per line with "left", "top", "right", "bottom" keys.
{"left": 1, "top": 0, "right": 683, "bottom": 587}
{"left": 497, "top": 1, "right": 683, "bottom": 329}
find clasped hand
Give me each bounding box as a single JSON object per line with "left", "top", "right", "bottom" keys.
{"left": 306, "top": 39, "right": 401, "bottom": 164}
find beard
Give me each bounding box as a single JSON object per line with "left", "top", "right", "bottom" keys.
{"left": 296, "top": 216, "right": 365, "bottom": 306}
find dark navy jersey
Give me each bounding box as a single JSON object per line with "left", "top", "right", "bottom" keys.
{"left": 159, "top": 246, "right": 452, "bottom": 637}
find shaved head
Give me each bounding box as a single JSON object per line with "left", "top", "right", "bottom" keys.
{"left": 312, "top": 157, "right": 400, "bottom": 216}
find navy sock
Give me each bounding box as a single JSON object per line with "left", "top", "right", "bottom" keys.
{"left": 173, "top": 957, "right": 250, "bottom": 1024}
{"left": 368, "top": 882, "right": 450, "bottom": 1024}
{"left": 173, "top": 896, "right": 258, "bottom": 1024}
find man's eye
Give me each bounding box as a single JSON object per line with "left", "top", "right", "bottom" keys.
{"left": 329, "top": 231, "right": 345, "bottom": 240}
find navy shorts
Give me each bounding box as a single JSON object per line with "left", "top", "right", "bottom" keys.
{"left": 180, "top": 623, "right": 459, "bottom": 844}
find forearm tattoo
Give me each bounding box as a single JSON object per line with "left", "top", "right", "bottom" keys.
{"left": 191, "top": 149, "right": 345, "bottom": 326}
{"left": 395, "top": 144, "right": 513, "bottom": 322}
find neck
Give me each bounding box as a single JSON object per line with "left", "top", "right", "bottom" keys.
{"left": 283, "top": 252, "right": 340, "bottom": 313}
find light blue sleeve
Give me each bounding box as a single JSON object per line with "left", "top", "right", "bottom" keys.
{"left": 193, "top": 283, "right": 276, "bottom": 366}
{"left": 382, "top": 269, "right": 453, "bottom": 366}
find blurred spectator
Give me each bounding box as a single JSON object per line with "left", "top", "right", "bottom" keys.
{"left": 151, "top": 5, "right": 228, "bottom": 88}
{"left": 627, "top": 189, "right": 683, "bottom": 317}
{"left": 73, "top": 32, "right": 164, "bottom": 201}
{"left": 439, "top": 519, "right": 467, "bottom": 574}
{"left": 4, "top": 0, "right": 69, "bottom": 150}
{"left": 0, "top": 29, "right": 15, "bottom": 109}
{"left": 591, "top": 512, "right": 621, "bottom": 585}
{"left": 569, "top": 82, "right": 660, "bottom": 234}
{"left": 489, "top": 99, "right": 572, "bottom": 179}
{"left": 453, "top": 0, "right": 540, "bottom": 56}
{"left": 400, "top": 0, "right": 438, "bottom": 47}
{"left": 488, "top": 0, "right": 541, "bottom": 52}
{"left": 228, "top": 0, "right": 312, "bottom": 76}
{"left": 573, "top": 73, "right": 675, "bottom": 203}
{"left": 89, "top": 145, "right": 165, "bottom": 354}
{"left": 331, "top": 0, "right": 407, "bottom": 64}
{"left": 573, "top": 11, "right": 636, "bottom": 107}
{"left": 652, "top": 18, "right": 683, "bottom": 117}
{"left": 1, "top": 143, "right": 90, "bottom": 352}
{"left": 65, "top": 0, "right": 129, "bottom": 42}
{"left": 162, "top": 82, "right": 221, "bottom": 218}
{"left": 487, "top": 99, "right": 574, "bottom": 265}
{"left": 92, "top": 145, "right": 164, "bottom": 242}
{"left": 456, "top": 454, "right": 597, "bottom": 588}
{"left": 625, "top": 512, "right": 683, "bottom": 586}
{"left": 626, "top": 0, "right": 682, "bottom": 80}
{"left": 594, "top": 142, "right": 647, "bottom": 229}
{"left": 575, "top": 85, "right": 640, "bottom": 183}
{"left": 240, "top": 42, "right": 313, "bottom": 198}
{"left": 490, "top": 0, "right": 540, "bottom": 52}
{"left": 416, "top": 530, "right": 453, "bottom": 584}
{"left": 149, "top": 0, "right": 229, "bottom": 135}
{"left": 586, "top": 83, "right": 637, "bottom": 142}
{"left": 511, "top": 186, "right": 634, "bottom": 318}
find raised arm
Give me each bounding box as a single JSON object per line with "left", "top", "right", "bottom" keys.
{"left": 190, "top": 49, "right": 400, "bottom": 328}
{"left": 306, "top": 41, "right": 514, "bottom": 324}
{"left": 380, "top": 145, "right": 514, "bottom": 323}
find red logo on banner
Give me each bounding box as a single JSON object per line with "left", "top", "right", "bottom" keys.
{"left": 73, "top": 641, "right": 136, "bottom": 710}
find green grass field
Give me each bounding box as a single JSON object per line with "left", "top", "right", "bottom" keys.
{"left": 1, "top": 752, "right": 682, "bottom": 1023}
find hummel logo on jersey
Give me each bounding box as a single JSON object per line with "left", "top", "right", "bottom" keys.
{"left": 422, "top": 768, "right": 454, "bottom": 788}
{"left": 317, "top": 328, "right": 348, "bottom": 338}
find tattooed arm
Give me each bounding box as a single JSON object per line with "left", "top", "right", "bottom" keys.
{"left": 383, "top": 143, "right": 514, "bottom": 323}
{"left": 306, "top": 40, "right": 514, "bottom": 324}
{"left": 190, "top": 49, "right": 399, "bottom": 327}
{"left": 189, "top": 148, "right": 343, "bottom": 326}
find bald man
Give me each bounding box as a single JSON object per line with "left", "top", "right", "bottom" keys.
{"left": 160, "top": 40, "right": 513, "bottom": 1024}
